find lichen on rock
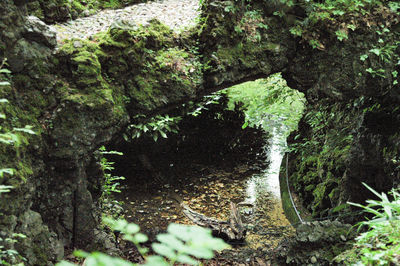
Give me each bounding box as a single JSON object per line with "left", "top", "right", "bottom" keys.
{"left": 273, "top": 220, "right": 356, "bottom": 265}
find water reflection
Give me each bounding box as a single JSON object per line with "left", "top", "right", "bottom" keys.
{"left": 244, "top": 124, "right": 287, "bottom": 204}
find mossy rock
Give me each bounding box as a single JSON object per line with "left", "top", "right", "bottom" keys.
{"left": 57, "top": 20, "right": 202, "bottom": 114}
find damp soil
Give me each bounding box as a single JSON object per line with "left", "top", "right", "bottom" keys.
{"left": 102, "top": 100, "right": 294, "bottom": 264}
{"left": 109, "top": 124, "right": 294, "bottom": 265}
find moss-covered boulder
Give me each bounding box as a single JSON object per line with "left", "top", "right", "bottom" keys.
{"left": 199, "top": 0, "right": 296, "bottom": 87}
{"left": 273, "top": 220, "right": 356, "bottom": 265}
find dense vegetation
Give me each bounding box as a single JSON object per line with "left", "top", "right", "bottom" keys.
{"left": 225, "top": 73, "right": 305, "bottom": 134}
{"left": 336, "top": 184, "right": 400, "bottom": 264}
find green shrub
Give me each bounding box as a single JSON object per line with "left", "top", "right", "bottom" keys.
{"left": 344, "top": 183, "right": 400, "bottom": 265}
{"left": 57, "top": 218, "right": 229, "bottom": 265}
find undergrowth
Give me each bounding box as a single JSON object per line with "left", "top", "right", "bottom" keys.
{"left": 335, "top": 183, "right": 400, "bottom": 264}
{"left": 57, "top": 219, "right": 229, "bottom": 266}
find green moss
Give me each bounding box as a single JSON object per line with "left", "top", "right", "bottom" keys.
{"left": 70, "top": 0, "right": 86, "bottom": 13}
{"left": 72, "top": 50, "right": 102, "bottom": 87}
{"left": 26, "top": 1, "right": 44, "bottom": 20}
{"left": 289, "top": 101, "right": 361, "bottom": 217}
{"left": 329, "top": 188, "right": 340, "bottom": 202}
{"left": 305, "top": 184, "right": 315, "bottom": 191}
{"left": 211, "top": 40, "right": 274, "bottom": 74}
{"left": 55, "top": 19, "right": 203, "bottom": 134}
{"left": 32, "top": 242, "right": 49, "bottom": 264}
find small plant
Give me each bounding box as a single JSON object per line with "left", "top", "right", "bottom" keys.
{"left": 124, "top": 114, "right": 182, "bottom": 142}
{"left": 0, "top": 233, "right": 27, "bottom": 266}
{"left": 186, "top": 92, "right": 223, "bottom": 117}
{"left": 335, "top": 29, "right": 348, "bottom": 41}
{"left": 347, "top": 183, "right": 400, "bottom": 265}
{"left": 57, "top": 218, "right": 229, "bottom": 266}
{"left": 97, "top": 146, "right": 125, "bottom": 220}
{"left": 0, "top": 59, "right": 31, "bottom": 265}
{"left": 98, "top": 146, "right": 125, "bottom": 195}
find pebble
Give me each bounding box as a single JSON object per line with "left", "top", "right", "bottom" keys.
{"left": 54, "top": 0, "right": 200, "bottom": 44}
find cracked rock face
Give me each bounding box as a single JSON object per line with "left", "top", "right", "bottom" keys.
{"left": 273, "top": 221, "right": 356, "bottom": 265}
{"left": 23, "top": 16, "right": 57, "bottom": 48}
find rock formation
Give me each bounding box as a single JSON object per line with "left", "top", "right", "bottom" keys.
{"left": 0, "top": 0, "right": 399, "bottom": 264}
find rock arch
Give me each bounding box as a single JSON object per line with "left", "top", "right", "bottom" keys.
{"left": 1, "top": 0, "right": 399, "bottom": 263}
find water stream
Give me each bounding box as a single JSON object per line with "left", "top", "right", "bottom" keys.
{"left": 244, "top": 124, "right": 286, "bottom": 204}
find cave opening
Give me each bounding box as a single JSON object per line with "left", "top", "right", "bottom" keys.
{"left": 101, "top": 74, "right": 305, "bottom": 260}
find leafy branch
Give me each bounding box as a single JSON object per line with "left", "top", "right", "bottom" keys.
{"left": 57, "top": 219, "right": 229, "bottom": 266}
{"left": 124, "top": 114, "right": 182, "bottom": 142}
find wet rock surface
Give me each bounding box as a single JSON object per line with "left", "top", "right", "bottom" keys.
{"left": 23, "top": 15, "right": 57, "bottom": 47}
{"left": 273, "top": 220, "right": 356, "bottom": 265}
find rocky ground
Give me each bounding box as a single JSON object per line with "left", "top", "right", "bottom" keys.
{"left": 53, "top": 0, "right": 200, "bottom": 44}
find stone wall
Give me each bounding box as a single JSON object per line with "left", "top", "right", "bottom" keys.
{"left": 284, "top": 12, "right": 400, "bottom": 220}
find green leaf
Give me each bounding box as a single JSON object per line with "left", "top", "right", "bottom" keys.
{"left": 157, "top": 233, "right": 185, "bottom": 250}
{"left": 85, "top": 252, "right": 134, "bottom": 266}
{"left": 152, "top": 243, "right": 176, "bottom": 260}
{"left": 13, "top": 125, "right": 36, "bottom": 135}
{"left": 12, "top": 233, "right": 26, "bottom": 239}
{"left": 332, "top": 203, "right": 348, "bottom": 213}
{"left": 366, "top": 68, "right": 374, "bottom": 74}
{"left": 183, "top": 246, "right": 214, "bottom": 259}
{"left": 104, "top": 218, "right": 127, "bottom": 232}
{"left": 360, "top": 54, "right": 368, "bottom": 61}
{"left": 0, "top": 168, "right": 15, "bottom": 177}
{"left": 159, "top": 130, "right": 168, "bottom": 138}
{"left": 335, "top": 30, "right": 348, "bottom": 41}
{"left": 362, "top": 182, "right": 383, "bottom": 200}
{"left": 332, "top": 10, "right": 345, "bottom": 15}
{"left": 133, "top": 233, "right": 148, "bottom": 243}
{"left": 73, "top": 250, "right": 90, "bottom": 258}
{"left": 369, "top": 48, "right": 381, "bottom": 56}
{"left": 0, "top": 69, "right": 11, "bottom": 74}
{"left": 176, "top": 254, "right": 199, "bottom": 265}
{"left": 347, "top": 24, "right": 356, "bottom": 31}
{"left": 125, "top": 223, "right": 140, "bottom": 235}
{"left": 0, "top": 185, "right": 13, "bottom": 193}
{"left": 143, "top": 255, "right": 169, "bottom": 266}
